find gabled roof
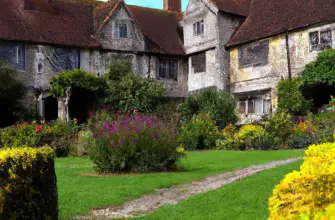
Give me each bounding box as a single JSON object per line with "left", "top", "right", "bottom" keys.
{"left": 0, "top": 0, "right": 99, "bottom": 48}
{"left": 227, "top": 0, "right": 335, "bottom": 47}
{"left": 0, "top": 0, "right": 184, "bottom": 55}
{"left": 93, "top": 0, "right": 118, "bottom": 32}
{"left": 211, "top": 0, "right": 250, "bottom": 17}
{"left": 127, "top": 6, "right": 184, "bottom": 55}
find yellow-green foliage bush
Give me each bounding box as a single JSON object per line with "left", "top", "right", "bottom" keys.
{"left": 0, "top": 146, "right": 58, "bottom": 220}
{"left": 269, "top": 142, "right": 335, "bottom": 219}
{"left": 237, "top": 124, "right": 265, "bottom": 150}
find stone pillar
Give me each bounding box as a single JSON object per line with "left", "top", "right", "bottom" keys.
{"left": 58, "top": 98, "right": 67, "bottom": 122}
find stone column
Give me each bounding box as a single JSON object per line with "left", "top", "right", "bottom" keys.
{"left": 58, "top": 98, "right": 67, "bottom": 122}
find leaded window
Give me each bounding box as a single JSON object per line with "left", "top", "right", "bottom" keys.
{"left": 0, "top": 42, "right": 25, "bottom": 71}
{"left": 157, "top": 59, "right": 178, "bottom": 80}
{"left": 193, "top": 20, "right": 204, "bottom": 36}
{"left": 310, "top": 30, "right": 332, "bottom": 51}
{"left": 192, "top": 52, "right": 206, "bottom": 73}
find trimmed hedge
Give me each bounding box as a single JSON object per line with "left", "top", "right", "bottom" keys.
{"left": 269, "top": 142, "right": 335, "bottom": 219}
{"left": 0, "top": 146, "right": 58, "bottom": 220}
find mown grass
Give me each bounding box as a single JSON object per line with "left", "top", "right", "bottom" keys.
{"left": 56, "top": 150, "right": 304, "bottom": 219}
{"left": 140, "top": 160, "right": 302, "bottom": 220}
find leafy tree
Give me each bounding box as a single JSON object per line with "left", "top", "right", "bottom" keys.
{"left": 181, "top": 88, "right": 238, "bottom": 127}
{"left": 0, "top": 60, "right": 26, "bottom": 127}
{"left": 277, "top": 77, "right": 312, "bottom": 115}
{"left": 301, "top": 49, "right": 335, "bottom": 107}
{"left": 103, "top": 57, "right": 165, "bottom": 113}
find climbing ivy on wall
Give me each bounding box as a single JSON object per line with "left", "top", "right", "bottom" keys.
{"left": 50, "top": 69, "right": 106, "bottom": 98}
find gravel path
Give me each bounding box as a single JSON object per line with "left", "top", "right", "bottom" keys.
{"left": 76, "top": 157, "right": 300, "bottom": 220}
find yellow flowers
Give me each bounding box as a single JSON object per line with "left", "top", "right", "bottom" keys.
{"left": 268, "top": 142, "right": 335, "bottom": 220}
{"left": 176, "top": 147, "right": 186, "bottom": 155}
{"left": 0, "top": 146, "right": 54, "bottom": 180}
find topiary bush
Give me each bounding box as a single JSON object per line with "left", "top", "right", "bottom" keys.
{"left": 277, "top": 77, "right": 312, "bottom": 115}
{"left": 83, "top": 113, "right": 185, "bottom": 173}
{"left": 0, "top": 146, "right": 58, "bottom": 220}
{"left": 269, "top": 142, "right": 335, "bottom": 219}
{"left": 180, "top": 114, "right": 220, "bottom": 150}
{"left": 180, "top": 88, "right": 237, "bottom": 127}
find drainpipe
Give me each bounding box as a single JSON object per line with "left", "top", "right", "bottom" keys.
{"left": 285, "top": 31, "right": 292, "bottom": 79}
{"left": 148, "top": 55, "right": 151, "bottom": 78}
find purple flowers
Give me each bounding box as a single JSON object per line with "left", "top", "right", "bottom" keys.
{"left": 91, "top": 113, "right": 159, "bottom": 150}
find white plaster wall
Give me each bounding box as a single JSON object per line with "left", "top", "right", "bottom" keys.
{"left": 188, "top": 49, "right": 221, "bottom": 91}
{"left": 183, "top": 0, "right": 218, "bottom": 54}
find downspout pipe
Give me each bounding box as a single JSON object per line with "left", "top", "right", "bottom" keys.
{"left": 285, "top": 31, "right": 292, "bottom": 79}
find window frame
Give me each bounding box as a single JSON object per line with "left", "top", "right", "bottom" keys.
{"left": 237, "top": 94, "right": 271, "bottom": 115}
{"left": 238, "top": 40, "right": 269, "bottom": 69}
{"left": 119, "top": 23, "right": 128, "bottom": 39}
{"left": 156, "top": 58, "right": 178, "bottom": 81}
{"left": 193, "top": 20, "right": 204, "bottom": 36}
{"left": 191, "top": 52, "right": 206, "bottom": 73}
{"left": 0, "top": 42, "right": 25, "bottom": 72}
{"left": 309, "top": 29, "right": 333, "bottom": 52}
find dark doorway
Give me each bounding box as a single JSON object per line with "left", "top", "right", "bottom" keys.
{"left": 44, "top": 96, "right": 58, "bottom": 121}
{"left": 68, "top": 88, "right": 97, "bottom": 124}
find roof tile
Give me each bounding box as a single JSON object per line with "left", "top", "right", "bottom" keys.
{"left": 227, "top": 0, "right": 335, "bottom": 46}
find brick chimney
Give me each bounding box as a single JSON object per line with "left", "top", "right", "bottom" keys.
{"left": 164, "top": 0, "right": 181, "bottom": 12}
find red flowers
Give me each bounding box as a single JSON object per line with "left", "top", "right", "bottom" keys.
{"left": 36, "top": 125, "right": 41, "bottom": 133}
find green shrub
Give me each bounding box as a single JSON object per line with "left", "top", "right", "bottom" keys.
{"left": 0, "top": 60, "right": 26, "bottom": 127}
{"left": 263, "top": 111, "right": 294, "bottom": 148}
{"left": 308, "top": 112, "right": 335, "bottom": 144}
{"left": 180, "top": 114, "right": 220, "bottom": 150}
{"left": 84, "top": 113, "right": 184, "bottom": 173}
{"left": 277, "top": 77, "right": 312, "bottom": 115}
{"left": 180, "top": 88, "right": 237, "bottom": 127}
{"left": 0, "top": 146, "right": 58, "bottom": 220}
{"left": 236, "top": 124, "right": 266, "bottom": 150}
{"left": 216, "top": 124, "right": 241, "bottom": 150}
{"left": 301, "top": 49, "right": 335, "bottom": 106}
{"left": 287, "top": 127, "right": 314, "bottom": 149}
{"left": 104, "top": 57, "right": 165, "bottom": 113}
{"left": 0, "top": 121, "right": 78, "bottom": 157}
{"left": 50, "top": 69, "right": 106, "bottom": 98}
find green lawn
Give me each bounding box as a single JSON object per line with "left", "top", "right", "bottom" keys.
{"left": 56, "top": 150, "right": 304, "bottom": 219}
{"left": 140, "top": 160, "right": 303, "bottom": 220}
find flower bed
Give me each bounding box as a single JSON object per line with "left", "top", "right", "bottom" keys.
{"left": 0, "top": 121, "right": 78, "bottom": 157}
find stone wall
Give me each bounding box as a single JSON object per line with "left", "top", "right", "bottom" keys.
{"left": 183, "top": 0, "right": 243, "bottom": 92}
{"left": 97, "top": 7, "right": 145, "bottom": 52}
{"left": 229, "top": 22, "right": 335, "bottom": 123}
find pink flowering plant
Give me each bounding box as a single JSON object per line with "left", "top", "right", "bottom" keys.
{"left": 85, "top": 112, "right": 185, "bottom": 173}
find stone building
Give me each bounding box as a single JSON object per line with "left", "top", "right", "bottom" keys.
{"left": 1, "top": 0, "right": 335, "bottom": 123}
